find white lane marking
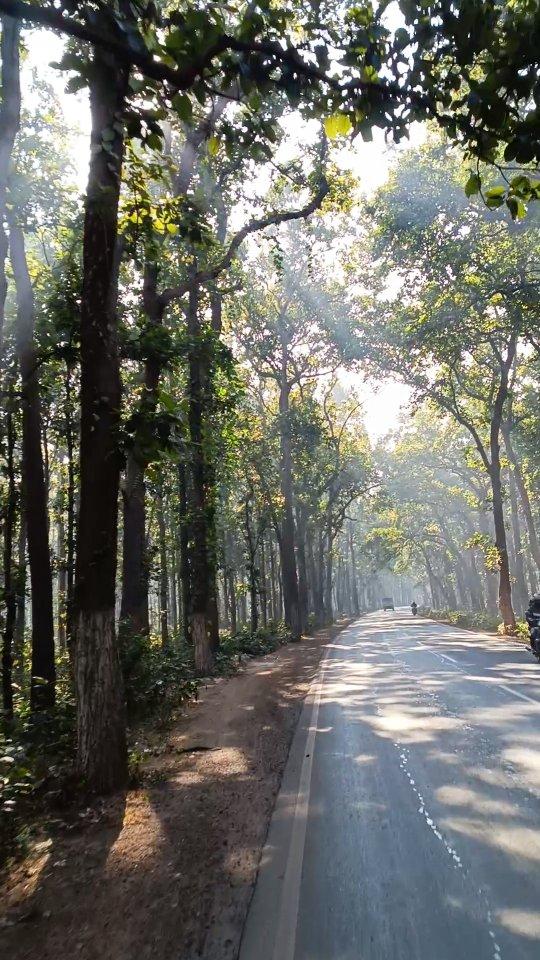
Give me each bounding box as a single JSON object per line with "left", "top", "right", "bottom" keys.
{"left": 492, "top": 683, "right": 538, "bottom": 706}
{"left": 417, "top": 646, "right": 540, "bottom": 707}
{"left": 271, "top": 644, "right": 332, "bottom": 960}
{"left": 397, "top": 746, "right": 463, "bottom": 869}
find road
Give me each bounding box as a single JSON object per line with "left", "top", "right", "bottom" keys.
{"left": 239, "top": 611, "right": 540, "bottom": 960}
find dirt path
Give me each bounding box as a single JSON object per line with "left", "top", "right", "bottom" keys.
{"left": 1, "top": 622, "right": 348, "bottom": 960}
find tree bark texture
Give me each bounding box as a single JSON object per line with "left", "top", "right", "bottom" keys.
{"left": 74, "top": 49, "right": 129, "bottom": 792}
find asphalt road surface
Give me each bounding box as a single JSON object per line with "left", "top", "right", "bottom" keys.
{"left": 239, "top": 611, "right": 540, "bottom": 960}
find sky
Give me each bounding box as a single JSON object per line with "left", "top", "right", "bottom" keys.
{"left": 26, "top": 28, "right": 414, "bottom": 442}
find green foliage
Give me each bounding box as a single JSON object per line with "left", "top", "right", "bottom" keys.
{"left": 419, "top": 607, "right": 501, "bottom": 633}
{"left": 0, "top": 660, "right": 76, "bottom": 866}
{"left": 216, "top": 621, "right": 292, "bottom": 669}
{"left": 121, "top": 633, "right": 199, "bottom": 721}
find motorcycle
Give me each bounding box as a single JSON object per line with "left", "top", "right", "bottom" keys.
{"left": 411, "top": 602, "right": 418, "bottom": 617}
{"left": 525, "top": 595, "right": 540, "bottom": 661}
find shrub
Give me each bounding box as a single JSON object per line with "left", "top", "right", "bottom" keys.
{"left": 419, "top": 607, "right": 501, "bottom": 633}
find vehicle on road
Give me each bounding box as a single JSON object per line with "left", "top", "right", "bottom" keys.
{"left": 382, "top": 596, "right": 395, "bottom": 611}
{"left": 411, "top": 601, "right": 418, "bottom": 616}
{"left": 526, "top": 594, "right": 540, "bottom": 660}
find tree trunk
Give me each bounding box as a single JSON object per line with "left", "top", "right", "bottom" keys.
{"left": 349, "top": 526, "right": 360, "bottom": 616}
{"left": 316, "top": 526, "right": 327, "bottom": 625}
{"left": 120, "top": 455, "right": 149, "bottom": 638}
{"left": 57, "top": 514, "right": 67, "bottom": 650}
{"left": 178, "top": 458, "right": 191, "bottom": 645}
{"left": 14, "top": 506, "right": 26, "bottom": 673}
{"left": 10, "top": 222, "right": 56, "bottom": 710}
{"left": 74, "top": 50, "right": 129, "bottom": 792}
{"left": 307, "top": 527, "right": 323, "bottom": 626}
{"left": 260, "top": 536, "right": 268, "bottom": 628}
{"left": 489, "top": 368, "right": 516, "bottom": 629}
{"left": 2, "top": 400, "right": 16, "bottom": 718}
{"left": 120, "top": 263, "right": 164, "bottom": 640}
{"left": 502, "top": 423, "right": 540, "bottom": 573}
{"left": 244, "top": 492, "right": 258, "bottom": 634}
{"left": 278, "top": 332, "right": 301, "bottom": 638}
{"left": 324, "top": 521, "right": 334, "bottom": 622}
{"left": 295, "top": 507, "right": 309, "bottom": 629}
{"left": 422, "top": 549, "right": 439, "bottom": 607}
{"left": 467, "top": 548, "right": 485, "bottom": 612}
{"left": 0, "top": 15, "right": 20, "bottom": 346}
{"left": 477, "top": 511, "right": 499, "bottom": 614}
{"left": 508, "top": 468, "right": 529, "bottom": 614}
{"left": 64, "top": 364, "right": 76, "bottom": 647}
{"left": 157, "top": 483, "right": 169, "bottom": 650}
{"left": 186, "top": 273, "right": 214, "bottom": 672}
{"left": 268, "top": 534, "right": 277, "bottom": 622}
{"left": 169, "top": 537, "right": 178, "bottom": 637}
{"left": 490, "top": 459, "right": 515, "bottom": 629}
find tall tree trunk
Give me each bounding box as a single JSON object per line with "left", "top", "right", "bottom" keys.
{"left": 467, "top": 547, "right": 485, "bottom": 612}
{"left": 169, "top": 536, "right": 178, "bottom": 637}
{"left": 2, "top": 399, "right": 16, "bottom": 718}
{"left": 477, "top": 511, "right": 499, "bottom": 613}
{"left": 74, "top": 50, "right": 129, "bottom": 792}
{"left": 349, "top": 526, "right": 360, "bottom": 616}
{"left": 178, "top": 459, "right": 191, "bottom": 645}
{"left": 259, "top": 535, "right": 268, "bottom": 628}
{"left": 57, "top": 514, "right": 67, "bottom": 650}
{"left": 120, "top": 264, "right": 163, "bottom": 639}
{"left": 508, "top": 468, "right": 529, "bottom": 614}
{"left": 489, "top": 359, "right": 516, "bottom": 629}
{"left": 0, "top": 15, "right": 20, "bottom": 346}
{"left": 316, "top": 526, "right": 327, "bottom": 625}
{"left": 502, "top": 422, "right": 540, "bottom": 573}
{"left": 10, "top": 223, "right": 56, "bottom": 710}
{"left": 268, "top": 534, "right": 277, "bottom": 622}
{"left": 186, "top": 273, "right": 214, "bottom": 671}
{"left": 307, "top": 527, "right": 323, "bottom": 626}
{"left": 64, "top": 363, "right": 76, "bottom": 647}
{"left": 295, "top": 507, "right": 309, "bottom": 630}
{"left": 14, "top": 506, "right": 26, "bottom": 673}
{"left": 278, "top": 331, "right": 301, "bottom": 638}
{"left": 422, "top": 549, "right": 438, "bottom": 607}
{"left": 324, "top": 520, "right": 334, "bottom": 622}
{"left": 228, "top": 558, "right": 238, "bottom": 635}
{"left": 120, "top": 455, "right": 149, "bottom": 638}
{"left": 244, "top": 491, "right": 259, "bottom": 634}
{"left": 490, "top": 458, "right": 515, "bottom": 629}
{"left": 157, "top": 483, "right": 169, "bottom": 650}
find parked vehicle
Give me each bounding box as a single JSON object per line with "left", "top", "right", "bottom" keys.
{"left": 525, "top": 595, "right": 540, "bottom": 661}
{"left": 382, "top": 596, "right": 395, "bottom": 611}
{"left": 411, "top": 602, "right": 418, "bottom": 616}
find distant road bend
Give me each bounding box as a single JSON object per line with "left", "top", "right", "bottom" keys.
{"left": 240, "top": 610, "right": 540, "bottom": 960}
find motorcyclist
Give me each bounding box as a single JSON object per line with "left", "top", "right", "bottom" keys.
{"left": 525, "top": 594, "right": 540, "bottom": 658}
{"left": 411, "top": 601, "right": 418, "bottom": 616}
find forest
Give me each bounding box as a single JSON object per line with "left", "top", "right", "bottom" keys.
{"left": 0, "top": 0, "right": 540, "bottom": 869}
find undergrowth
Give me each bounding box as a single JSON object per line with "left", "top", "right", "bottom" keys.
{"left": 1, "top": 621, "right": 291, "bottom": 867}
{"left": 419, "top": 607, "right": 530, "bottom": 641}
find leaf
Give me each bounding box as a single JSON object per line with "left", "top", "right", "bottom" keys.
{"left": 506, "top": 196, "right": 526, "bottom": 220}
{"left": 464, "top": 173, "right": 481, "bottom": 197}
{"left": 485, "top": 185, "right": 505, "bottom": 198}
{"left": 208, "top": 135, "right": 219, "bottom": 157}
{"left": 324, "top": 113, "right": 353, "bottom": 139}
{"left": 171, "top": 93, "right": 192, "bottom": 123}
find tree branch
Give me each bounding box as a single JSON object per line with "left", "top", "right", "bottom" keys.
{"left": 160, "top": 175, "right": 329, "bottom": 307}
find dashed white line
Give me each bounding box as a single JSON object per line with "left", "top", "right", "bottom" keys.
{"left": 418, "top": 646, "right": 540, "bottom": 707}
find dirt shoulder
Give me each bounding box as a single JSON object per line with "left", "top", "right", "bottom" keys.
{"left": 0, "top": 621, "right": 349, "bottom": 960}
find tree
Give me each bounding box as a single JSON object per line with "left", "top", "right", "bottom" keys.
{"left": 354, "top": 139, "right": 540, "bottom": 628}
